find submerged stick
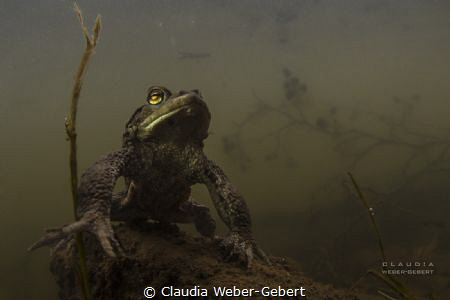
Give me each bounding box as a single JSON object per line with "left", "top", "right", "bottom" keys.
{"left": 65, "top": 3, "right": 101, "bottom": 300}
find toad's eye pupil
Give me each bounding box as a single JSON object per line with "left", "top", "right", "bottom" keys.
{"left": 149, "top": 93, "right": 163, "bottom": 105}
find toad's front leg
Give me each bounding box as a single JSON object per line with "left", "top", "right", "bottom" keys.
{"left": 29, "top": 148, "right": 134, "bottom": 257}
{"left": 201, "top": 159, "right": 270, "bottom": 268}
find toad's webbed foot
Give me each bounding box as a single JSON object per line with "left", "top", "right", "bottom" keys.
{"left": 28, "top": 212, "right": 123, "bottom": 257}
{"left": 219, "top": 232, "right": 271, "bottom": 268}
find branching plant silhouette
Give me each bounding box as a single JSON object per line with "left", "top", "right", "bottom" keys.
{"left": 222, "top": 68, "right": 449, "bottom": 295}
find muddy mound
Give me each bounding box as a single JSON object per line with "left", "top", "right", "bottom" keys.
{"left": 50, "top": 223, "right": 361, "bottom": 299}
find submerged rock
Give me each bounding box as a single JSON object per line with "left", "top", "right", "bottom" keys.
{"left": 50, "top": 223, "right": 361, "bottom": 299}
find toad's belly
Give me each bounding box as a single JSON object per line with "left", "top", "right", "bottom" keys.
{"left": 134, "top": 179, "right": 191, "bottom": 217}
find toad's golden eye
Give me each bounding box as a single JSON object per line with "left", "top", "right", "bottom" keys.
{"left": 149, "top": 93, "right": 163, "bottom": 105}
{"left": 147, "top": 86, "right": 171, "bottom": 105}
{"left": 148, "top": 90, "right": 165, "bottom": 105}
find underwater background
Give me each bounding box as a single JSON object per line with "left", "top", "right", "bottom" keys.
{"left": 1, "top": 0, "right": 449, "bottom": 298}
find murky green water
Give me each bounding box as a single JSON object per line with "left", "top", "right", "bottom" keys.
{"left": 1, "top": 1, "right": 449, "bottom": 299}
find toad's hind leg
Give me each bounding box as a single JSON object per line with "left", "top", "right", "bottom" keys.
{"left": 165, "top": 198, "right": 216, "bottom": 238}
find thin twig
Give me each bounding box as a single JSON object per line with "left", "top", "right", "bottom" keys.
{"left": 347, "top": 172, "right": 386, "bottom": 262}
{"left": 65, "top": 3, "right": 101, "bottom": 300}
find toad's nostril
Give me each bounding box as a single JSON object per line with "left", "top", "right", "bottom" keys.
{"left": 178, "top": 90, "right": 188, "bottom": 96}
{"left": 191, "top": 89, "right": 200, "bottom": 94}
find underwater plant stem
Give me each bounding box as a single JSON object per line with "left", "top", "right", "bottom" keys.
{"left": 348, "top": 173, "right": 421, "bottom": 299}
{"left": 65, "top": 3, "right": 101, "bottom": 300}
{"left": 347, "top": 172, "right": 387, "bottom": 262}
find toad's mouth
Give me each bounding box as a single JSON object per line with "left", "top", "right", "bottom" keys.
{"left": 137, "top": 93, "right": 210, "bottom": 140}
{"left": 142, "top": 105, "right": 187, "bottom": 131}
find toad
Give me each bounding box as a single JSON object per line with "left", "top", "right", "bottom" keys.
{"left": 30, "top": 86, "right": 268, "bottom": 267}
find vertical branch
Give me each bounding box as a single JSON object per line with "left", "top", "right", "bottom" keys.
{"left": 67, "top": 4, "right": 101, "bottom": 218}
{"left": 65, "top": 3, "right": 101, "bottom": 300}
